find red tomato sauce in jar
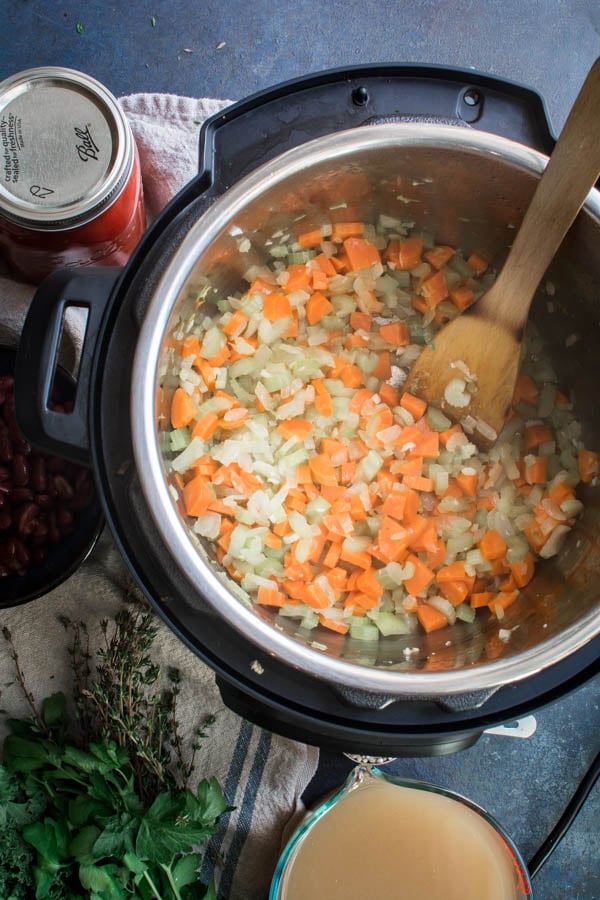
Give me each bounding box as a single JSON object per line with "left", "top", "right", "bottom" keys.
{"left": 0, "top": 67, "right": 145, "bottom": 284}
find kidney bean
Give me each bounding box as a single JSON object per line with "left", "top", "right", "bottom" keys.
{"left": 16, "top": 502, "right": 39, "bottom": 537}
{"left": 53, "top": 475, "right": 74, "bottom": 499}
{"left": 56, "top": 506, "right": 73, "bottom": 530}
{"left": 10, "top": 487, "right": 33, "bottom": 505}
{"left": 0, "top": 426, "right": 12, "bottom": 463}
{"left": 12, "top": 454, "right": 29, "bottom": 486}
{"left": 0, "top": 371, "right": 96, "bottom": 583}
{"left": 31, "top": 456, "right": 47, "bottom": 492}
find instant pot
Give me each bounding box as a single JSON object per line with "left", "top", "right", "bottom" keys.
{"left": 15, "top": 65, "right": 600, "bottom": 755}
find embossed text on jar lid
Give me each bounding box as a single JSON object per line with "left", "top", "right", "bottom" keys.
{"left": 0, "top": 66, "right": 133, "bottom": 230}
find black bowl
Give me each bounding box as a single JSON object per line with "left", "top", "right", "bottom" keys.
{"left": 0, "top": 346, "right": 103, "bottom": 608}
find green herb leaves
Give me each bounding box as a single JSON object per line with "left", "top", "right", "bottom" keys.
{"left": 0, "top": 607, "right": 230, "bottom": 898}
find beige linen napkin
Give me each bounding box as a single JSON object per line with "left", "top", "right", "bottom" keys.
{"left": 0, "top": 92, "right": 320, "bottom": 900}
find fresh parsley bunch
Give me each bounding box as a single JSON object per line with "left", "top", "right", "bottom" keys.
{"left": 0, "top": 607, "right": 230, "bottom": 900}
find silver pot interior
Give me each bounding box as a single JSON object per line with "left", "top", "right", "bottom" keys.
{"left": 132, "top": 125, "right": 600, "bottom": 695}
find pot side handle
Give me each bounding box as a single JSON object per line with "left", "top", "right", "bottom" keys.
{"left": 198, "top": 64, "right": 556, "bottom": 194}
{"left": 15, "top": 267, "right": 121, "bottom": 467}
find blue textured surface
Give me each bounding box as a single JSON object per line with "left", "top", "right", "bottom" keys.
{"left": 2, "top": 3, "right": 600, "bottom": 897}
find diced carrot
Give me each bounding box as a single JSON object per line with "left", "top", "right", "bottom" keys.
{"left": 513, "top": 373, "right": 539, "bottom": 406}
{"left": 219, "top": 408, "right": 250, "bottom": 430}
{"left": 222, "top": 309, "right": 249, "bottom": 336}
{"left": 396, "top": 237, "right": 423, "bottom": 270}
{"left": 403, "top": 474, "right": 435, "bottom": 492}
{"left": 283, "top": 264, "right": 311, "bottom": 293}
{"left": 297, "top": 228, "right": 324, "bottom": 248}
{"left": 331, "top": 221, "right": 365, "bottom": 241}
{"left": 399, "top": 392, "right": 427, "bottom": 420}
{"left": 314, "top": 390, "right": 334, "bottom": 417}
{"left": 439, "top": 580, "right": 470, "bottom": 606}
{"left": 379, "top": 321, "right": 410, "bottom": 347}
{"left": 195, "top": 358, "right": 216, "bottom": 390}
{"left": 549, "top": 481, "right": 575, "bottom": 505}
{"left": 578, "top": 448, "right": 599, "bottom": 483}
{"left": 436, "top": 561, "right": 474, "bottom": 588}
{"left": 302, "top": 583, "right": 331, "bottom": 609}
{"left": 257, "top": 584, "right": 286, "bottom": 607}
{"left": 277, "top": 419, "right": 314, "bottom": 441}
{"left": 449, "top": 286, "right": 475, "bottom": 311}
{"left": 323, "top": 543, "right": 342, "bottom": 570}
{"left": 318, "top": 613, "right": 349, "bottom": 634}
{"left": 417, "top": 604, "right": 448, "bottom": 633}
{"left": 391, "top": 457, "right": 423, "bottom": 477}
{"left": 376, "top": 383, "right": 399, "bottom": 408}
{"left": 340, "top": 364, "right": 363, "bottom": 388}
{"left": 524, "top": 423, "right": 554, "bottom": 451}
{"left": 456, "top": 468, "right": 479, "bottom": 497}
{"left": 306, "top": 291, "right": 334, "bottom": 325}
{"left": 311, "top": 268, "right": 329, "bottom": 291}
{"left": 183, "top": 475, "right": 213, "bottom": 517}
{"left": 371, "top": 351, "right": 392, "bottom": 380}
{"left": 467, "top": 252, "right": 488, "bottom": 274}
{"left": 404, "top": 554, "right": 435, "bottom": 595}
{"left": 264, "top": 531, "right": 283, "bottom": 550}
{"left": 343, "top": 237, "right": 381, "bottom": 271}
{"left": 192, "top": 411, "right": 220, "bottom": 441}
{"left": 418, "top": 270, "right": 449, "bottom": 306}
{"left": 207, "top": 345, "right": 231, "bottom": 367}
{"left": 321, "top": 438, "right": 350, "bottom": 464}
{"left": 313, "top": 252, "right": 337, "bottom": 276}
{"left": 380, "top": 488, "right": 419, "bottom": 523}
{"left": 182, "top": 334, "right": 201, "bottom": 358}
{"left": 263, "top": 292, "right": 292, "bottom": 321}
{"left": 524, "top": 455, "right": 548, "bottom": 485}
{"left": 489, "top": 590, "right": 519, "bottom": 616}
{"left": 171, "top": 387, "right": 197, "bottom": 428}
{"left": 356, "top": 566, "right": 384, "bottom": 599}
{"left": 470, "top": 591, "right": 494, "bottom": 608}
{"left": 308, "top": 454, "right": 338, "bottom": 486}
{"left": 339, "top": 546, "right": 372, "bottom": 569}
{"left": 350, "top": 311, "right": 372, "bottom": 332}
{"left": 424, "top": 245, "right": 455, "bottom": 269}
{"left": 479, "top": 528, "right": 508, "bottom": 560}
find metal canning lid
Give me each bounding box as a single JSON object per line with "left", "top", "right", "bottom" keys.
{"left": 0, "top": 66, "right": 134, "bottom": 230}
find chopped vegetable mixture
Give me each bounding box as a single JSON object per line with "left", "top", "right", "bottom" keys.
{"left": 160, "top": 216, "right": 598, "bottom": 641}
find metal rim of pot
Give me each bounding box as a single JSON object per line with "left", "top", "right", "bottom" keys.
{"left": 130, "top": 122, "right": 600, "bottom": 697}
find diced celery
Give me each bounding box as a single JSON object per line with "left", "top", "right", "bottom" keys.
{"left": 169, "top": 427, "right": 191, "bottom": 452}
{"left": 371, "top": 611, "right": 411, "bottom": 636}
{"left": 349, "top": 621, "right": 380, "bottom": 642}
{"left": 455, "top": 603, "right": 476, "bottom": 624}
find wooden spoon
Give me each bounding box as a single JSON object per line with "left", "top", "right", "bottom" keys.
{"left": 404, "top": 57, "right": 600, "bottom": 448}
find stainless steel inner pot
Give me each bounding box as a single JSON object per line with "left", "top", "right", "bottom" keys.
{"left": 131, "top": 124, "right": 600, "bottom": 696}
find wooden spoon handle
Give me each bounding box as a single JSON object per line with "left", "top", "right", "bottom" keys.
{"left": 480, "top": 57, "right": 600, "bottom": 332}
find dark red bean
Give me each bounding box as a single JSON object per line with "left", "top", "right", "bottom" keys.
{"left": 46, "top": 456, "right": 66, "bottom": 474}
{"left": 0, "top": 427, "right": 12, "bottom": 463}
{"left": 56, "top": 506, "right": 73, "bottom": 530}
{"left": 0, "top": 375, "right": 95, "bottom": 582}
{"left": 16, "top": 502, "right": 39, "bottom": 537}
{"left": 12, "top": 454, "right": 29, "bottom": 486}
{"left": 53, "top": 475, "right": 74, "bottom": 499}
{"left": 31, "top": 456, "right": 47, "bottom": 492}
{"left": 10, "top": 487, "right": 33, "bottom": 505}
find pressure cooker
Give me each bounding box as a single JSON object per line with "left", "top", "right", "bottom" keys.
{"left": 15, "top": 65, "right": 600, "bottom": 755}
